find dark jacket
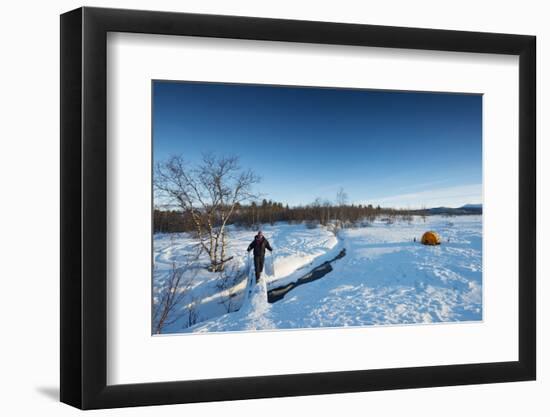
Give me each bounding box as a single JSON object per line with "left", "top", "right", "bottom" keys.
{"left": 247, "top": 235, "right": 272, "bottom": 257}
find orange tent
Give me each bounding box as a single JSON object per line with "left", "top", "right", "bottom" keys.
{"left": 421, "top": 231, "right": 441, "bottom": 246}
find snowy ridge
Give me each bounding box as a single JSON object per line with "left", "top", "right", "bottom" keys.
{"left": 242, "top": 252, "right": 273, "bottom": 329}
{"left": 192, "top": 252, "right": 276, "bottom": 333}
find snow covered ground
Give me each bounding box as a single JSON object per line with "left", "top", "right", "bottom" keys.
{"left": 153, "top": 215, "right": 482, "bottom": 334}
{"left": 153, "top": 222, "right": 338, "bottom": 333}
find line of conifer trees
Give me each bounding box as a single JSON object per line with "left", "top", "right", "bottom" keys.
{"left": 153, "top": 199, "right": 422, "bottom": 233}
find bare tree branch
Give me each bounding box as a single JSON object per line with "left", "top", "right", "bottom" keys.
{"left": 154, "top": 153, "right": 260, "bottom": 271}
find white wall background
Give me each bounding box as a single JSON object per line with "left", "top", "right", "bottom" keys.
{"left": 0, "top": 0, "right": 545, "bottom": 415}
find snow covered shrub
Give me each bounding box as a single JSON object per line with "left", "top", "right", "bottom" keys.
{"left": 216, "top": 261, "right": 248, "bottom": 313}
{"left": 153, "top": 261, "right": 196, "bottom": 334}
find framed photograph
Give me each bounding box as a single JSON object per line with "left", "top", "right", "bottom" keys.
{"left": 60, "top": 7, "right": 536, "bottom": 410}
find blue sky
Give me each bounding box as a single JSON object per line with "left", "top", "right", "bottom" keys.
{"left": 153, "top": 81, "right": 482, "bottom": 209}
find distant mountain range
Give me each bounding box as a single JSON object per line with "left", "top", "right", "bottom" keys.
{"left": 423, "top": 204, "right": 482, "bottom": 215}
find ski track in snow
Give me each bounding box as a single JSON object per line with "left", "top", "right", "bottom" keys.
{"left": 153, "top": 215, "right": 482, "bottom": 334}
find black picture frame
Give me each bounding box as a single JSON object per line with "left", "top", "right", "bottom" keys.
{"left": 60, "top": 6, "right": 536, "bottom": 410}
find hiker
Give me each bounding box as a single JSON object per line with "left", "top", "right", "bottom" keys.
{"left": 247, "top": 231, "right": 273, "bottom": 283}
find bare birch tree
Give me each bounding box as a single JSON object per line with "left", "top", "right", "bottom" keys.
{"left": 154, "top": 154, "right": 260, "bottom": 271}
{"left": 336, "top": 187, "right": 348, "bottom": 228}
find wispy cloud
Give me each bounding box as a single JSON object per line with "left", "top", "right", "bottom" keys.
{"left": 367, "top": 183, "right": 482, "bottom": 209}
